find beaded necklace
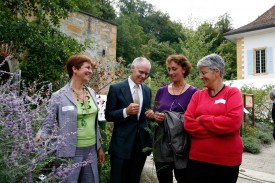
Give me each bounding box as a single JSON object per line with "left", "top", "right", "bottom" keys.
{"left": 71, "top": 87, "right": 91, "bottom": 127}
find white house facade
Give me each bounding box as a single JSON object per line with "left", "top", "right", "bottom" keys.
{"left": 224, "top": 5, "right": 275, "bottom": 88}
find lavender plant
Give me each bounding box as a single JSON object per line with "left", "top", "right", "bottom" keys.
{"left": 0, "top": 67, "right": 79, "bottom": 182}
{"left": 0, "top": 42, "right": 126, "bottom": 182}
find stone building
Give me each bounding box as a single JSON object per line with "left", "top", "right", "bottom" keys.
{"left": 60, "top": 11, "right": 117, "bottom": 62}
{"left": 1, "top": 11, "right": 117, "bottom": 80}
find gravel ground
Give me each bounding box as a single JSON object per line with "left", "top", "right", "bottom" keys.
{"left": 141, "top": 140, "right": 275, "bottom": 183}
{"left": 237, "top": 140, "right": 275, "bottom": 183}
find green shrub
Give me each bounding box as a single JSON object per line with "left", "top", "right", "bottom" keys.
{"left": 254, "top": 130, "right": 273, "bottom": 145}
{"left": 98, "top": 122, "right": 112, "bottom": 183}
{"left": 243, "top": 123, "right": 255, "bottom": 137}
{"left": 242, "top": 136, "right": 261, "bottom": 154}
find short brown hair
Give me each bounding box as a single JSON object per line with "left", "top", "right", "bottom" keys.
{"left": 166, "top": 54, "right": 192, "bottom": 77}
{"left": 65, "top": 54, "right": 96, "bottom": 79}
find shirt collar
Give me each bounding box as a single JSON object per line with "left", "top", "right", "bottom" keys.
{"left": 128, "top": 77, "right": 140, "bottom": 90}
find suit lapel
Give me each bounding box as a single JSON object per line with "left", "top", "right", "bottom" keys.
{"left": 63, "top": 84, "right": 77, "bottom": 106}
{"left": 141, "top": 83, "right": 147, "bottom": 108}
{"left": 86, "top": 87, "right": 99, "bottom": 111}
{"left": 120, "top": 80, "right": 133, "bottom": 104}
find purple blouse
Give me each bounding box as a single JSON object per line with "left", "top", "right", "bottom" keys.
{"left": 154, "top": 85, "right": 198, "bottom": 113}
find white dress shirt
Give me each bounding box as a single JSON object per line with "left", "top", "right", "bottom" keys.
{"left": 123, "top": 77, "right": 143, "bottom": 118}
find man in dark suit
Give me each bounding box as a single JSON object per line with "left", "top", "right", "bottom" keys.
{"left": 105, "top": 57, "right": 155, "bottom": 183}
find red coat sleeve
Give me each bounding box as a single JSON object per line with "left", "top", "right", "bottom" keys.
{"left": 184, "top": 91, "right": 215, "bottom": 138}
{"left": 199, "top": 88, "right": 243, "bottom": 134}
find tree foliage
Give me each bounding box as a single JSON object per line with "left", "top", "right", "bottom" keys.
{"left": 0, "top": 0, "right": 238, "bottom": 84}
{"left": 75, "top": 0, "right": 116, "bottom": 20}
{"left": 142, "top": 39, "right": 176, "bottom": 64}
{"left": 115, "top": 14, "right": 146, "bottom": 65}
{"left": 180, "top": 13, "right": 236, "bottom": 87}
{"left": 116, "top": 0, "right": 186, "bottom": 64}
{"left": 0, "top": 0, "right": 86, "bottom": 84}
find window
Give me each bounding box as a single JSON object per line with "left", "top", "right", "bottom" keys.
{"left": 255, "top": 49, "right": 266, "bottom": 74}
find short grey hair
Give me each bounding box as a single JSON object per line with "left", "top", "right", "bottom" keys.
{"left": 197, "top": 53, "right": 225, "bottom": 77}
{"left": 131, "top": 57, "right": 151, "bottom": 70}
{"left": 270, "top": 90, "right": 275, "bottom": 98}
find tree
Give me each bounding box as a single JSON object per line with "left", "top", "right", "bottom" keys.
{"left": 116, "top": 0, "right": 185, "bottom": 66}
{"left": 215, "top": 13, "right": 236, "bottom": 80}
{"left": 140, "top": 11, "right": 185, "bottom": 43}
{"left": 216, "top": 40, "right": 236, "bottom": 80}
{"left": 142, "top": 39, "right": 176, "bottom": 64}
{"left": 180, "top": 14, "right": 236, "bottom": 85}
{"left": 115, "top": 14, "right": 146, "bottom": 65}
{"left": 0, "top": 0, "right": 87, "bottom": 84}
{"left": 76, "top": 0, "right": 117, "bottom": 20}
{"left": 117, "top": 0, "right": 185, "bottom": 44}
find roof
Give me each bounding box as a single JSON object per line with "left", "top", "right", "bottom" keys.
{"left": 224, "top": 5, "right": 275, "bottom": 37}
{"left": 79, "top": 10, "right": 117, "bottom": 26}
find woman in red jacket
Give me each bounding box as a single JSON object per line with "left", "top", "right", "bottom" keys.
{"left": 184, "top": 53, "right": 244, "bottom": 183}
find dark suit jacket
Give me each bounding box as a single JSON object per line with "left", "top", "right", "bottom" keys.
{"left": 105, "top": 79, "right": 152, "bottom": 159}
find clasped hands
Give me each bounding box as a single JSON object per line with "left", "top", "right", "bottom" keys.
{"left": 126, "top": 103, "right": 140, "bottom": 115}
{"left": 126, "top": 103, "right": 165, "bottom": 123}
{"left": 145, "top": 109, "right": 165, "bottom": 123}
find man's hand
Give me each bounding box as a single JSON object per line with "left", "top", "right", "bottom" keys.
{"left": 126, "top": 103, "right": 140, "bottom": 115}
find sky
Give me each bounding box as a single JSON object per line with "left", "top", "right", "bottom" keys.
{"left": 145, "top": 0, "right": 275, "bottom": 29}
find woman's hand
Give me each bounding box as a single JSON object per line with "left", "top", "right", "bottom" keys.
{"left": 98, "top": 147, "right": 105, "bottom": 164}
{"left": 145, "top": 109, "right": 155, "bottom": 119}
{"left": 154, "top": 112, "right": 165, "bottom": 123}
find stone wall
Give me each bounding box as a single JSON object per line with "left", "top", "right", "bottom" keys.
{"left": 60, "top": 11, "right": 117, "bottom": 62}
{"left": 236, "top": 37, "right": 244, "bottom": 79}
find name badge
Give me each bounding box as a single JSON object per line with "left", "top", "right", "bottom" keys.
{"left": 62, "top": 106, "right": 74, "bottom": 111}
{"left": 214, "top": 99, "right": 226, "bottom": 104}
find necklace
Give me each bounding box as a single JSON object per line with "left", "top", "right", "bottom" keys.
{"left": 172, "top": 82, "right": 186, "bottom": 95}
{"left": 170, "top": 82, "right": 186, "bottom": 111}
{"left": 71, "top": 87, "right": 85, "bottom": 101}
{"left": 71, "top": 87, "right": 91, "bottom": 127}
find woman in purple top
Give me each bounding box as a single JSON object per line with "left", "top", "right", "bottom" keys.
{"left": 153, "top": 54, "right": 198, "bottom": 183}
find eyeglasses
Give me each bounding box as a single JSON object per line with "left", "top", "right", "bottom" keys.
{"left": 199, "top": 69, "right": 216, "bottom": 76}
{"left": 199, "top": 71, "right": 209, "bottom": 76}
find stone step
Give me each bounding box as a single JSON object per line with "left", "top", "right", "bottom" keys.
{"left": 239, "top": 168, "right": 275, "bottom": 183}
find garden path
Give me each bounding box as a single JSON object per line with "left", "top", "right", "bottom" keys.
{"left": 141, "top": 140, "right": 275, "bottom": 183}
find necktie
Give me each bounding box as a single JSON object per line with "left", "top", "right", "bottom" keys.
{"left": 133, "top": 85, "right": 140, "bottom": 104}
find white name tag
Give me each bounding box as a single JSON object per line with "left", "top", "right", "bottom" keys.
{"left": 62, "top": 106, "right": 74, "bottom": 111}
{"left": 214, "top": 99, "right": 226, "bottom": 104}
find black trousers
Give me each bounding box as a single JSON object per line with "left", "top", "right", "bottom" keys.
{"left": 186, "top": 160, "right": 240, "bottom": 183}
{"left": 110, "top": 136, "right": 147, "bottom": 183}
{"left": 155, "top": 161, "right": 187, "bottom": 183}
